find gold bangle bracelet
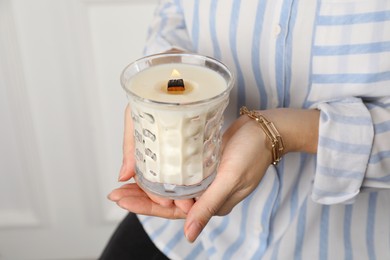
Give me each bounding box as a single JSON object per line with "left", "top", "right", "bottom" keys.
{"left": 240, "top": 106, "right": 285, "bottom": 165}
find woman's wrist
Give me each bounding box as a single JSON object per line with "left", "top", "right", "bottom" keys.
{"left": 241, "top": 108, "right": 320, "bottom": 161}
{"left": 240, "top": 107, "right": 284, "bottom": 165}
{"left": 260, "top": 108, "right": 320, "bottom": 155}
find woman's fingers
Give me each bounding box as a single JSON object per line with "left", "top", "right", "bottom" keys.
{"left": 108, "top": 183, "right": 187, "bottom": 219}
{"left": 117, "top": 196, "right": 187, "bottom": 219}
{"left": 183, "top": 173, "right": 232, "bottom": 242}
{"left": 119, "top": 105, "right": 136, "bottom": 181}
{"left": 108, "top": 183, "right": 148, "bottom": 201}
{"left": 174, "top": 199, "right": 196, "bottom": 214}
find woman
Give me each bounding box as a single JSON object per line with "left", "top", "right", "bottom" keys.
{"left": 104, "top": 0, "right": 390, "bottom": 259}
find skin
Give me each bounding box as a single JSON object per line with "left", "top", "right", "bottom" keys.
{"left": 108, "top": 104, "right": 320, "bottom": 243}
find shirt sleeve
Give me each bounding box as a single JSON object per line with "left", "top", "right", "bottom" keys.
{"left": 143, "top": 0, "right": 193, "bottom": 55}
{"left": 312, "top": 96, "right": 390, "bottom": 205}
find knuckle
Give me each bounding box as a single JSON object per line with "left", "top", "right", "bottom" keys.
{"left": 216, "top": 205, "right": 233, "bottom": 216}
{"left": 204, "top": 205, "right": 219, "bottom": 217}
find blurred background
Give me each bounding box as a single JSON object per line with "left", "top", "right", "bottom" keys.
{"left": 0, "top": 0, "right": 158, "bottom": 259}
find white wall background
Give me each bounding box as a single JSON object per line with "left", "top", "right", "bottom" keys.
{"left": 0, "top": 0, "right": 158, "bottom": 259}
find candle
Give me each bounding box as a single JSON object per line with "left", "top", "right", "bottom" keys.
{"left": 121, "top": 53, "right": 233, "bottom": 198}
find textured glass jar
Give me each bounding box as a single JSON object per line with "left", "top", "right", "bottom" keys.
{"left": 121, "top": 53, "right": 234, "bottom": 199}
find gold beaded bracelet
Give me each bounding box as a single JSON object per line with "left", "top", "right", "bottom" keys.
{"left": 240, "top": 106, "right": 285, "bottom": 165}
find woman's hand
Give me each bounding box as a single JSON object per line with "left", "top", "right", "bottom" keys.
{"left": 109, "top": 105, "right": 274, "bottom": 237}
{"left": 109, "top": 106, "right": 271, "bottom": 235}
{"left": 109, "top": 105, "right": 320, "bottom": 242}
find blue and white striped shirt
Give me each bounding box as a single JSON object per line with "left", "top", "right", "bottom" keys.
{"left": 139, "top": 0, "right": 390, "bottom": 259}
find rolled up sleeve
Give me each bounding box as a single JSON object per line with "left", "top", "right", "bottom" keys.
{"left": 312, "top": 97, "right": 374, "bottom": 204}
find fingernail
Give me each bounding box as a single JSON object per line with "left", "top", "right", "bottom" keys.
{"left": 107, "top": 192, "right": 114, "bottom": 201}
{"left": 185, "top": 222, "right": 201, "bottom": 243}
{"left": 118, "top": 164, "right": 125, "bottom": 181}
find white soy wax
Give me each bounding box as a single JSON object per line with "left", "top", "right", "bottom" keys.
{"left": 128, "top": 63, "right": 227, "bottom": 104}
{"left": 121, "top": 54, "right": 233, "bottom": 198}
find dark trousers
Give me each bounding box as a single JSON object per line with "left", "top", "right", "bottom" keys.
{"left": 99, "top": 213, "right": 170, "bottom": 260}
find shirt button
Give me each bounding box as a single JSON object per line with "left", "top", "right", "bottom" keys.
{"left": 274, "top": 24, "right": 282, "bottom": 37}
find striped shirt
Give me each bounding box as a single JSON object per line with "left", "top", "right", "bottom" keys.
{"left": 139, "top": 0, "right": 390, "bottom": 259}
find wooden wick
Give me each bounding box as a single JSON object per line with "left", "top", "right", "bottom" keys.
{"left": 167, "top": 78, "right": 185, "bottom": 92}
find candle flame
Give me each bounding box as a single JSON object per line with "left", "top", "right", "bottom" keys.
{"left": 167, "top": 69, "right": 185, "bottom": 92}
{"left": 170, "top": 69, "right": 181, "bottom": 78}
